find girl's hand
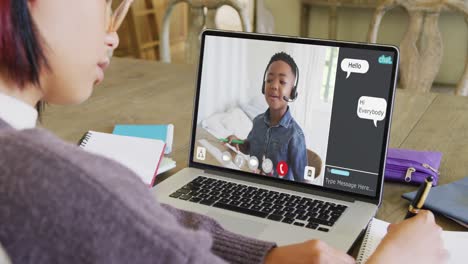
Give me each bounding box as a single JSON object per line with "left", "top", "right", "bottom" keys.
{"left": 264, "top": 240, "right": 355, "bottom": 264}
{"left": 367, "top": 210, "right": 448, "bottom": 264}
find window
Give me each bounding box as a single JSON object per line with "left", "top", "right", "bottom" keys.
{"left": 321, "top": 47, "right": 339, "bottom": 103}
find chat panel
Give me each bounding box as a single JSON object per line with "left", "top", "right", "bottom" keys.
{"left": 323, "top": 47, "right": 395, "bottom": 196}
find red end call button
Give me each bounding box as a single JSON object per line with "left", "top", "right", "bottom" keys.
{"left": 277, "top": 161, "right": 288, "bottom": 177}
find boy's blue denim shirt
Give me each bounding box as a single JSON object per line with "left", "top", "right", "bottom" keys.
{"left": 246, "top": 107, "right": 308, "bottom": 182}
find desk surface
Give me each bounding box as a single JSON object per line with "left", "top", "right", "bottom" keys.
{"left": 43, "top": 57, "right": 467, "bottom": 232}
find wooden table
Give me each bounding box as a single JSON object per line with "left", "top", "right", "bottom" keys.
{"left": 43, "top": 57, "right": 467, "bottom": 232}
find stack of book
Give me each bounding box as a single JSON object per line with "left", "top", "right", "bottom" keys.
{"left": 78, "top": 124, "right": 176, "bottom": 187}
{"left": 113, "top": 124, "right": 176, "bottom": 175}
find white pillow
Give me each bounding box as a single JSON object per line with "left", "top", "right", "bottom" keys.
{"left": 201, "top": 107, "right": 253, "bottom": 139}
{"left": 240, "top": 94, "right": 268, "bottom": 120}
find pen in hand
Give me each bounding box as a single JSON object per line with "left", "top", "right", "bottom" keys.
{"left": 219, "top": 138, "right": 244, "bottom": 145}
{"left": 405, "top": 175, "right": 434, "bottom": 219}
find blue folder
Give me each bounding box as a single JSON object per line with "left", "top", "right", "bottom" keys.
{"left": 402, "top": 177, "right": 468, "bottom": 226}
{"left": 113, "top": 124, "right": 174, "bottom": 154}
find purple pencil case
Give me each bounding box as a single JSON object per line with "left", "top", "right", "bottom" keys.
{"left": 385, "top": 148, "right": 442, "bottom": 186}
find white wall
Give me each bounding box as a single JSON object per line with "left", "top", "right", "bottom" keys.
{"left": 198, "top": 36, "right": 251, "bottom": 122}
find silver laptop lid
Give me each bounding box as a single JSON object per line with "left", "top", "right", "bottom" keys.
{"left": 189, "top": 30, "right": 399, "bottom": 204}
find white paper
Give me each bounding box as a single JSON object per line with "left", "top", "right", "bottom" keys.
{"left": 80, "top": 131, "right": 165, "bottom": 185}
{"left": 357, "top": 218, "right": 468, "bottom": 264}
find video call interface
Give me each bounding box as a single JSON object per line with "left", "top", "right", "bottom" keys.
{"left": 193, "top": 35, "right": 396, "bottom": 197}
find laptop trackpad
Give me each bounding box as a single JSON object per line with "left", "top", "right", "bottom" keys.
{"left": 207, "top": 210, "right": 267, "bottom": 238}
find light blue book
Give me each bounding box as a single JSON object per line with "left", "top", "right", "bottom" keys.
{"left": 113, "top": 124, "right": 174, "bottom": 154}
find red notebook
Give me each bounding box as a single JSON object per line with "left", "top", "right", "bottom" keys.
{"left": 79, "top": 131, "right": 165, "bottom": 186}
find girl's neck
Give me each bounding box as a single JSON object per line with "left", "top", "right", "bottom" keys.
{"left": 0, "top": 77, "right": 43, "bottom": 107}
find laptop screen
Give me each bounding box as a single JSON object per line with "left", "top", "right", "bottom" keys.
{"left": 191, "top": 31, "right": 398, "bottom": 198}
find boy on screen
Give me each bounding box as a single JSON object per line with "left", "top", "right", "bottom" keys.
{"left": 228, "top": 52, "right": 307, "bottom": 182}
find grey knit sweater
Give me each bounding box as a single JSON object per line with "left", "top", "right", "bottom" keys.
{"left": 0, "top": 119, "right": 276, "bottom": 263}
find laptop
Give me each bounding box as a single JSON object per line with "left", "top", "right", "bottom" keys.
{"left": 154, "top": 30, "right": 399, "bottom": 251}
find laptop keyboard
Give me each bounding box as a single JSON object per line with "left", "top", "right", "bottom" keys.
{"left": 169, "top": 176, "right": 347, "bottom": 231}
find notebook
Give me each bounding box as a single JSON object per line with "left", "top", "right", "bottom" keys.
{"left": 158, "top": 157, "right": 177, "bottom": 176}
{"left": 402, "top": 177, "right": 468, "bottom": 226}
{"left": 113, "top": 124, "right": 174, "bottom": 154}
{"left": 79, "top": 131, "right": 166, "bottom": 186}
{"left": 112, "top": 124, "right": 176, "bottom": 175}
{"left": 357, "top": 218, "right": 468, "bottom": 264}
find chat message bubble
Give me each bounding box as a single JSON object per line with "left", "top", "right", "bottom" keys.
{"left": 357, "top": 96, "right": 387, "bottom": 127}
{"left": 341, "top": 59, "right": 369, "bottom": 78}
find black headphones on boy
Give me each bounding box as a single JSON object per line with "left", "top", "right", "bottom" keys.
{"left": 261, "top": 59, "right": 300, "bottom": 102}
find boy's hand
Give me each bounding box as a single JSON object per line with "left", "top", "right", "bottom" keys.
{"left": 264, "top": 240, "right": 355, "bottom": 264}
{"left": 226, "top": 135, "right": 243, "bottom": 152}
{"left": 367, "top": 210, "right": 448, "bottom": 264}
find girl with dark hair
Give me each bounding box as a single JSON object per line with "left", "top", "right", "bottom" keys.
{"left": 0, "top": 1, "right": 447, "bottom": 264}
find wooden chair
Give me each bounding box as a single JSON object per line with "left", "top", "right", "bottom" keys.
{"left": 255, "top": 0, "right": 275, "bottom": 34}
{"left": 307, "top": 149, "right": 323, "bottom": 178}
{"left": 113, "top": 0, "right": 161, "bottom": 59}
{"left": 160, "top": 0, "right": 252, "bottom": 64}
{"left": 367, "top": 0, "right": 468, "bottom": 95}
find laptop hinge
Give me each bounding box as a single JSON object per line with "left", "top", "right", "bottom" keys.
{"left": 204, "top": 169, "right": 356, "bottom": 203}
